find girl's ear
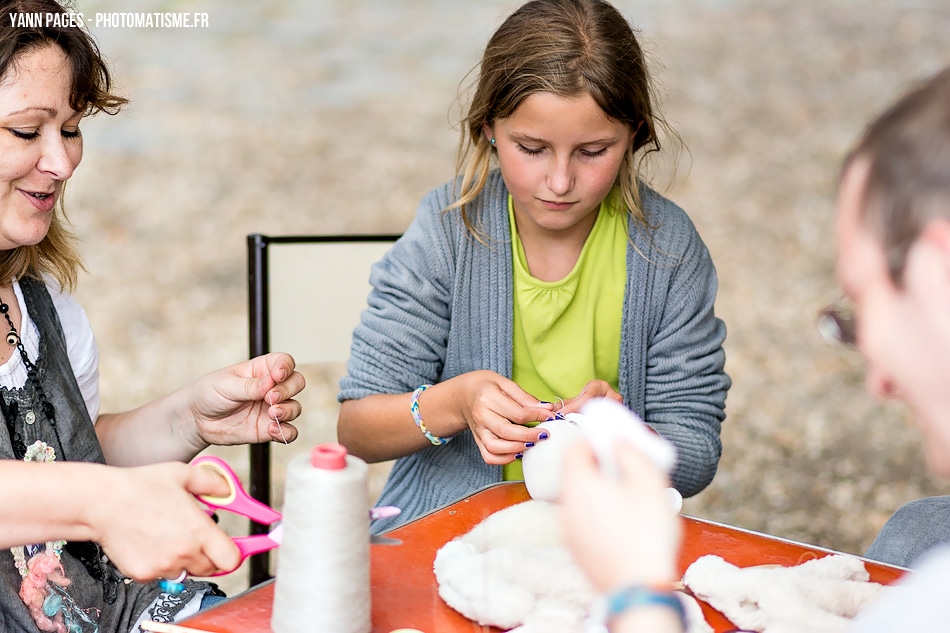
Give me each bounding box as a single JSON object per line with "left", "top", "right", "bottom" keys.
{"left": 482, "top": 122, "right": 494, "bottom": 144}
{"left": 632, "top": 119, "right": 650, "bottom": 149}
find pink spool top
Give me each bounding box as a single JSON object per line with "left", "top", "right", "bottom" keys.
{"left": 311, "top": 442, "right": 348, "bottom": 470}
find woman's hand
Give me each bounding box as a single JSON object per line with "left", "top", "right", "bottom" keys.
{"left": 560, "top": 440, "right": 681, "bottom": 592}
{"left": 95, "top": 352, "right": 306, "bottom": 467}
{"left": 557, "top": 379, "right": 623, "bottom": 415}
{"left": 92, "top": 462, "right": 241, "bottom": 581}
{"left": 188, "top": 352, "right": 306, "bottom": 447}
{"left": 451, "top": 370, "right": 555, "bottom": 465}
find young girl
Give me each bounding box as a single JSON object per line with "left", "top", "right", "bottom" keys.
{"left": 338, "top": 0, "right": 730, "bottom": 533}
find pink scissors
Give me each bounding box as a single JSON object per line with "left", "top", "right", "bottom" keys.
{"left": 191, "top": 455, "right": 284, "bottom": 576}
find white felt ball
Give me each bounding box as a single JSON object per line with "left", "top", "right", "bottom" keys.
{"left": 521, "top": 418, "right": 585, "bottom": 502}
{"left": 667, "top": 487, "right": 684, "bottom": 513}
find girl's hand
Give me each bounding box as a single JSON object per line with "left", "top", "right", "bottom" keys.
{"left": 92, "top": 462, "right": 241, "bottom": 581}
{"left": 188, "top": 352, "right": 306, "bottom": 446}
{"left": 557, "top": 379, "right": 623, "bottom": 415}
{"left": 560, "top": 440, "right": 681, "bottom": 592}
{"left": 453, "top": 370, "right": 555, "bottom": 465}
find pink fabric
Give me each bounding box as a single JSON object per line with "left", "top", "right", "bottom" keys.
{"left": 19, "top": 551, "right": 70, "bottom": 633}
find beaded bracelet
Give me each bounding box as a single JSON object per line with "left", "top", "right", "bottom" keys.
{"left": 592, "top": 584, "right": 687, "bottom": 632}
{"left": 410, "top": 384, "right": 450, "bottom": 446}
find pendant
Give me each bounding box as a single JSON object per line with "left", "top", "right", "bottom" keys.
{"left": 24, "top": 440, "right": 56, "bottom": 462}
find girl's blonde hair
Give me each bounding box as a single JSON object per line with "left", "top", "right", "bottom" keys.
{"left": 451, "top": 0, "right": 670, "bottom": 238}
{"left": 0, "top": 0, "right": 127, "bottom": 290}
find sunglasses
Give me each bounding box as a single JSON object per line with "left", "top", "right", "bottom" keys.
{"left": 817, "top": 303, "right": 857, "bottom": 348}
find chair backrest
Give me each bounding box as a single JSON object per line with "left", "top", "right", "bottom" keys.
{"left": 245, "top": 233, "right": 399, "bottom": 585}
{"left": 249, "top": 234, "right": 400, "bottom": 364}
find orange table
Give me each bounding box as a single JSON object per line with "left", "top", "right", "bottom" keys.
{"left": 183, "top": 482, "right": 906, "bottom": 633}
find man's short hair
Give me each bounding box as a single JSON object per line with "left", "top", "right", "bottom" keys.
{"left": 844, "top": 66, "right": 950, "bottom": 284}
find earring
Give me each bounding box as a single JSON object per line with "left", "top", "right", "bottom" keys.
{"left": 490, "top": 138, "right": 496, "bottom": 145}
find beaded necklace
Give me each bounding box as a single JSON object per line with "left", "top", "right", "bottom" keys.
{"left": 0, "top": 292, "right": 61, "bottom": 460}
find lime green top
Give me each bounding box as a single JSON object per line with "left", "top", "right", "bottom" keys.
{"left": 504, "top": 193, "right": 628, "bottom": 480}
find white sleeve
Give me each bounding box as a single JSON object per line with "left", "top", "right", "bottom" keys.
{"left": 849, "top": 547, "right": 950, "bottom": 632}
{"left": 47, "top": 284, "right": 101, "bottom": 423}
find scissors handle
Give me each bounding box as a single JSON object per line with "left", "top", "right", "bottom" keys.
{"left": 204, "top": 534, "right": 281, "bottom": 577}
{"left": 234, "top": 534, "right": 281, "bottom": 559}
{"left": 191, "top": 455, "right": 282, "bottom": 526}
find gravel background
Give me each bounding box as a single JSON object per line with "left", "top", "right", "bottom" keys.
{"left": 63, "top": 0, "right": 950, "bottom": 594}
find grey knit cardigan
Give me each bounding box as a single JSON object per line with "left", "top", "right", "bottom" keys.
{"left": 339, "top": 170, "right": 730, "bottom": 534}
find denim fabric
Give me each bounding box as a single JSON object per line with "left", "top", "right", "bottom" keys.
{"left": 199, "top": 593, "right": 228, "bottom": 610}
{"left": 864, "top": 496, "right": 950, "bottom": 568}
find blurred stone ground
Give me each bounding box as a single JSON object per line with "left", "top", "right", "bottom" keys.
{"left": 66, "top": 0, "right": 950, "bottom": 595}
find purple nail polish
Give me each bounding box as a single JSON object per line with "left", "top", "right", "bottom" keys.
{"left": 525, "top": 441, "right": 535, "bottom": 448}
{"left": 538, "top": 431, "right": 549, "bottom": 440}
{"left": 545, "top": 416, "right": 555, "bottom": 421}
{"left": 539, "top": 400, "right": 551, "bottom": 405}
{"left": 515, "top": 452, "right": 523, "bottom": 460}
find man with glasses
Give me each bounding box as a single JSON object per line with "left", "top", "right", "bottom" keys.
{"left": 560, "top": 66, "right": 950, "bottom": 632}
{"left": 830, "top": 66, "right": 950, "bottom": 575}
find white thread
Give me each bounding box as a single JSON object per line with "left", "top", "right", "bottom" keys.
{"left": 272, "top": 444, "right": 371, "bottom": 633}
{"left": 273, "top": 412, "right": 288, "bottom": 445}
{"left": 269, "top": 393, "right": 289, "bottom": 445}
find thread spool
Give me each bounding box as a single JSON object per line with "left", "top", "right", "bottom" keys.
{"left": 272, "top": 443, "right": 371, "bottom": 633}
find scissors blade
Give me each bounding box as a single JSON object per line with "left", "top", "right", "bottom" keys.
{"left": 371, "top": 534, "right": 402, "bottom": 546}
{"left": 267, "top": 523, "right": 400, "bottom": 546}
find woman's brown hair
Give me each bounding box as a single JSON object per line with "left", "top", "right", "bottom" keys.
{"left": 0, "top": 0, "right": 127, "bottom": 290}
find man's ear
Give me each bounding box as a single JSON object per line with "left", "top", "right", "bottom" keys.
{"left": 917, "top": 221, "right": 950, "bottom": 280}
{"left": 908, "top": 221, "right": 950, "bottom": 300}
{"left": 907, "top": 222, "right": 950, "bottom": 343}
